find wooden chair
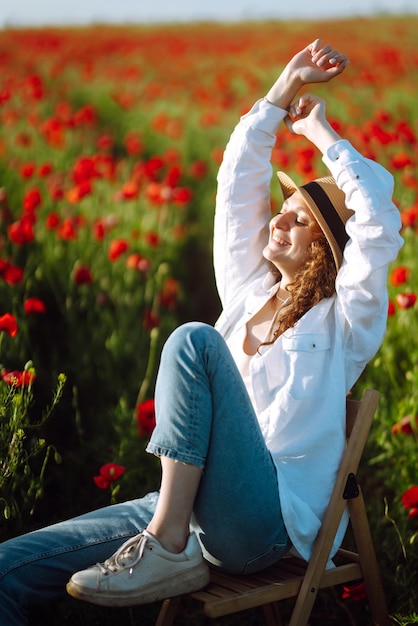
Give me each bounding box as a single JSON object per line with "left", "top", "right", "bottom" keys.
{"left": 156, "top": 388, "right": 390, "bottom": 626}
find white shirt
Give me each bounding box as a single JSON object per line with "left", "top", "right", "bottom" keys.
{"left": 214, "top": 98, "right": 403, "bottom": 565}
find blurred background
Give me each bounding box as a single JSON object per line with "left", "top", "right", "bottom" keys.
{"left": 0, "top": 0, "right": 416, "bottom": 26}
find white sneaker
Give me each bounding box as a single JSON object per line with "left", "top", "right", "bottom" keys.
{"left": 66, "top": 530, "right": 210, "bottom": 607}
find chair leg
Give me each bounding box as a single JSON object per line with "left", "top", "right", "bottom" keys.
{"left": 155, "top": 597, "right": 181, "bottom": 626}
{"left": 263, "top": 602, "right": 284, "bottom": 626}
{"left": 348, "top": 491, "right": 391, "bottom": 626}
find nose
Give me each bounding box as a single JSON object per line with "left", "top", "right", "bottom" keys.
{"left": 272, "top": 212, "right": 290, "bottom": 231}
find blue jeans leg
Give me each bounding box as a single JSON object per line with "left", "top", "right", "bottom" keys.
{"left": 147, "top": 322, "right": 291, "bottom": 574}
{"left": 0, "top": 322, "right": 291, "bottom": 625}
{"left": 0, "top": 492, "right": 159, "bottom": 625}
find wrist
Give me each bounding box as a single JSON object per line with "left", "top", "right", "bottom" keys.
{"left": 304, "top": 120, "right": 341, "bottom": 154}
{"left": 266, "top": 67, "right": 305, "bottom": 111}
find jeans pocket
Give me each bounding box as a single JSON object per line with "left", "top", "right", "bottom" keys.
{"left": 242, "top": 537, "right": 292, "bottom": 575}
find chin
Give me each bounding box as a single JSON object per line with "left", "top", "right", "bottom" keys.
{"left": 263, "top": 247, "right": 280, "bottom": 267}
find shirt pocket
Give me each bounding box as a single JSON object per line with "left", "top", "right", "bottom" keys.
{"left": 282, "top": 333, "right": 331, "bottom": 400}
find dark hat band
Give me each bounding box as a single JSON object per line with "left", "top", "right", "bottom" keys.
{"left": 302, "top": 181, "right": 349, "bottom": 254}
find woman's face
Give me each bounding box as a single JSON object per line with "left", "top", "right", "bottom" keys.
{"left": 263, "top": 191, "right": 321, "bottom": 277}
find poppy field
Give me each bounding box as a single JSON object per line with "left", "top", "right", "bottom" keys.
{"left": 0, "top": 16, "right": 417, "bottom": 625}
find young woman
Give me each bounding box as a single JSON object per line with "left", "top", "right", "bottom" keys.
{"left": 0, "top": 40, "right": 403, "bottom": 622}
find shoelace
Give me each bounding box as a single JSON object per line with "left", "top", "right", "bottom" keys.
{"left": 97, "top": 533, "right": 149, "bottom": 575}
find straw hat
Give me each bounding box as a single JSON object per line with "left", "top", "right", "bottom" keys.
{"left": 277, "top": 172, "right": 354, "bottom": 271}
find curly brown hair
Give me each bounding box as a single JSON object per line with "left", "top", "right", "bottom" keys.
{"left": 260, "top": 227, "right": 337, "bottom": 348}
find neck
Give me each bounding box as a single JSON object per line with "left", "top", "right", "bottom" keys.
{"left": 276, "top": 285, "right": 289, "bottom": 302}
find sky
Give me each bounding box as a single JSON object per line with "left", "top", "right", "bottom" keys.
{"left": 0, "top": 0, "right": 415, "bottom": 27}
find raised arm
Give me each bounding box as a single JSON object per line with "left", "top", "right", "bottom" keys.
{"left": 265, "top": 39, "right": 349, "bottom": 110}
{"left": 214, "top": 41, "right": 349, "bottom": 314}
{"left": 284, "top": 92, "right": 403, "bottom": 381}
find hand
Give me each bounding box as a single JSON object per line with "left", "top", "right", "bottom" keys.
{"left": 285, "top": 93, "right": 342, "bottom": 154}
{"left": 287, "top": 39, "right": 349, "bottom": 85}
{"left": 285, "top": 93, "right": 326, "bottom": 136}
{"left": 265, "top": 40, "right": 349, "bottom": 111}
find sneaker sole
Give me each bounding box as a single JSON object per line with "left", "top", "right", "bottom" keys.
{"left": 66, "top": 561, "right": 210, "bottom": 607}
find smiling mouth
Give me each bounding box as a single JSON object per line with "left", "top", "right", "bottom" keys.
{"left": 272, "top": 233, "right": 290, "bottom": 246}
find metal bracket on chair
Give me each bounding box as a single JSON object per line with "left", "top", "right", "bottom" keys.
{"left": 343, "top": 473, "right": 360, "bottom": 499}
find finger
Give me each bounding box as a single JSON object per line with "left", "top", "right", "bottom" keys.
{"left": 284, "top": 114, "right": 292, "bottom": 128}
{"left": 308, "top": 38, "right": 322, "bottom": 55}
{"left": 311, "top": 43, "right": 333, "bottom": 64}
{"left": 284, "top": 115, "right": 297, "bottom": 135}
{"left": 288, "top": 105, "right": 301, "bottom": 120}
{"left": 317, "top": 50, "right": 342, "bottom": 67}
{"left": 334, "top": 55, "right": 350, "bottom": 67}
{"left": 325, "top": 57, "right": 350, "bottom": 75}
{"left": 321, "top": 56, "right": 349, "bottom": 73}
{"left": 312, "top": 44, "right": 348, "bottom": 68}
{"left": 325, "top": 52, "right": 349, "bottom": 67}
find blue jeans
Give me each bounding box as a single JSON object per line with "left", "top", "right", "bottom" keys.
{"left": 0, "top": 322, "right": 290, "bottom": 625}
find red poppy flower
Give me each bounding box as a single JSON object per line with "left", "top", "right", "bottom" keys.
{"left": 124, "top": 131, "right": 142, "bottom": 156}
{"left": 391, "top": 151, "right": 413, "bottom": 170}
{"left": 143, "top": 309, "right": 160, "bottom": 330}
{"left": 145, "top": 182, "right": 168, "bottom": 205}
{"left": 121, "top": 180, "right": 140, "bottom": 200}
{"left": 391, "top": 414, "right": 418, "bottom": 435}
{"left": 387, "top": 300, "right": 396, "bottom": 316}
{"left": 72, "top": 157, "right": 97, "bottom": 184}
{"left": 20, "top": 162, "right": 35, "bottom": 178}
{"left": 67, "top": 180, "right": 92, "bottom": 203}
{"left": 38, "top": 162, "right": 53, "bottom": 177}
{"left": 15, "top": 132, "right": 32, "bottom": 148}
{"left": 25, "top": 74, "right": 43, "bottom": 100}
{"left": 172, "top": 187, "right": 192, "bottom": 205}
{"left": 48, "top": 184, "right": 64, "bottom": 202}
{"left": 93, "top": 463, "right": 125, "bottom": 489}
{"left": 93, "top": 219, "right": 106, "bottom": 241}
{"left": 126, "top": 252, "right": 150, "bottom": 273}
{"left": 96, "top": 134, "right": 113, "bottom": 151}
{"left": 0, "top": 262, "right": 24, "bottom": 285}
{"left": 390, "top": 266, "right": 409, "bottom": 286}
{"left": 145, "top": 231, "right": 160, "bottom": 248}
{"left": 24, "top": 297, "right": 47, "bottom": 315}
{"left": 57, "top": 218, "right": 77, "bottom": 240}
{"left": 0, "top": 313, "right": 18, "bottom": 337}
{"left": 40, "top": 117, "right": 64, "bottom": 147}
{"left": 73, "top": 105, "right": 97, "bottom": 127}
{"left": 159, "top": 277, "right": 180, "bottom": 310}
{"left": 23, "top": 188, "right": 42, "bottom": 213}
{"left": 93, "top": 215, "right": 118, "bottom": 241}
{"left": 395, "top": 292, "right": 417, "bottom": 310}
{"left": 143, "top": 156, "right": 164, "bottom": 180}
{"left": 74, "top": 265, "right": 93, "bottom": 285}
{"left": 135, "top": 399, "right": 156, "bottom": 437}
{"left": 401, "top": 205, "right": 418, "bottom": 228}
{"left": 189, "top": 160, "right": 208, "bottom": 180}
{"left": 8, "top": 217, "right": 35, "bottom": 246}
{"left": 342, "top": 581, "right": 367, "bottom": 601}
{"left": 2, "top": 369, "right": 35, "bottom": 387}
{"left": 401, "top": 486, "right": 418, "bottom": 518}
{"left": 0, "top": 89, "right": 11, "bottom": 105}
{"left": 164, "top": 164, "right": 181, "bottom": 188}
{"left": 45, "top": 212, "right": 60, "bottom": 230}
{"left": 108, "top": 238, "right": 129, "bottom": 261}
